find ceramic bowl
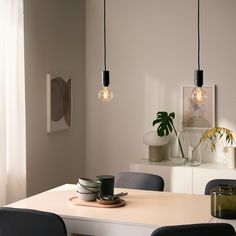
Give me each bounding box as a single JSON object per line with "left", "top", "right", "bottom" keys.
{"left": 77, "top": 178, "right": 101, "bottom": 201}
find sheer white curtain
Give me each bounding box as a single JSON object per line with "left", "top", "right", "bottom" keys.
{"left": 0, "top": 0, "right": 26, "bottom": 205}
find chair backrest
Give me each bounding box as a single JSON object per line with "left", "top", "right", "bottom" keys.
{"left": 151, "top": 223, "right": 235, "bottom": 236}
{"left": 114, "top": 172, "right": 164, "bottom": 191}
{"left": 0, "top": 207, "right": 67, "bottom": 236}
{"left": 204, "top": 179, "right": 236, "bottom": 195}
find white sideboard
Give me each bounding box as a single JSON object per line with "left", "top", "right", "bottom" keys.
{"left": 130, "top": 160, "right": 236, "bottom": 194}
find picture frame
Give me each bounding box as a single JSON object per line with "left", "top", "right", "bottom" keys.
{"left": 182, "top": 85, "right": 215, "bottom": 130}
{"left": 46, "top": 73, "right": 72, "bottom": 132}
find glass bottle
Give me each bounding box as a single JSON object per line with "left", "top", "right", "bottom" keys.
{"left": 180, "top": 131, "right": 202, "bottom": 166}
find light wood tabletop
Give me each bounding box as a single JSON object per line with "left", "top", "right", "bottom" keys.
{"left": 6, "top": 184, "right": 212, "bottom": 236}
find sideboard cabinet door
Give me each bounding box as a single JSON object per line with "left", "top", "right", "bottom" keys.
{"left": 192, "top": 164, "right": 236, "bottom": 194}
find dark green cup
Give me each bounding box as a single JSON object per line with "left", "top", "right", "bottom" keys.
{"left": 96, "top": 175, "right": 115, "bottom": 197}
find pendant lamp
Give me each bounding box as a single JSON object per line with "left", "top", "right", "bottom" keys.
{"left": 98, "top": 0, "right": 114, "bottom": 102}
{"left": 192, "top": 0, "right": 207, "bottom": 105}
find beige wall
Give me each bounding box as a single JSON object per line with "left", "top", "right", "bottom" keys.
{"left": 24, "top": 0, "right": 85, "bottom": 196}
{"left": 23, "top": 0, "right": 236, "bottom": 192}
{"left": 85, "top": 0, "right": 236, "bottom": 177}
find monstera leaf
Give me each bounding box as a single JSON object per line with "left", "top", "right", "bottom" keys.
{"left": 152, "top": 111, "right": 176, "bottom": 137}
{"left": 153, "top": 111, "right": 184, "bottom": 159}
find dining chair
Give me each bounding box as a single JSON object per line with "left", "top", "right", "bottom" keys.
{"left": 204, "top": 178, "right": 236, "bottom": 195}
{"left": 151, "top": 223, "right": 235, "bottom": 236}
{"left": 0, "top": 207, "right": 67, "bottom": 236}
{"left": 114, "top": 171, "right": 164, "bottom": 191}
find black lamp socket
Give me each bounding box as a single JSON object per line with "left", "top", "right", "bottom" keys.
{"left": 194, "top": 70, "right": 203, "bottom": 87}
{"left": 102, "top": 70, "right": 110, "bottom": 87}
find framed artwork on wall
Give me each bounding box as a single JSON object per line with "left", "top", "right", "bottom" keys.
{"left": 182, "top": 85, "right": 215, "bottom": 129}
{"left": 47, "top": 73, "right": 72, "bottom": 132}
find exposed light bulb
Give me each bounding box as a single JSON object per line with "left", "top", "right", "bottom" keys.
{"left": 98, "top": 86, "right": 114, "bottom": 102}
{"left": 98, "top": 71, "right": 113, "bottom": 102}
{"left": 191, "top": 87, "right": 207, "bottom": 105}
{"left": 191, "top": 1, "right": 207, "bottom": 106}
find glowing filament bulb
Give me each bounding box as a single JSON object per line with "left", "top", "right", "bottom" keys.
{"left": 192, "top": 87, "right": 207, "bottom": 105}
{"left": 98, "top": 86, "right": 113, "bottom": 102}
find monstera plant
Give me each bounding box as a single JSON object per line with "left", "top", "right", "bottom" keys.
{"left": 152, "top": 111, "right": 185, "bottom": 160}
{"left": 153, "top": 111, "right": 235, "bottom": 161}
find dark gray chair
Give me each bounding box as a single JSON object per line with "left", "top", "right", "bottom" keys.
{"left": 115, "top": 172, "right": 164, "bottom": 191}
{"left": 0, "top": 207, "right": 67, "bottom": 236}
{"left": 204, "top": 179, "right": 236, "bottom": 195}
{"left": 151, "top": 223, "right": 235, "bottom": 236}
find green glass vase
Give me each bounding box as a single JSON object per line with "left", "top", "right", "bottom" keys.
{"left": 211, "top": 184, "right": 236, "bottom": 219}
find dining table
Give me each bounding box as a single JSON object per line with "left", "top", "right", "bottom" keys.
{"left": 5, "top": 184, "right": 236, "bottom": 236}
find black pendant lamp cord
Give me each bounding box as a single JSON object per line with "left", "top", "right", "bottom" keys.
{"left": 102, "top": 0, "right": 109, "bottom": 87}
{"left": 194, "top": 0, "right": 203, "bottom": 87}
{"left": 197, "top": 0, "right": 200, "bottom": 70}
{"left": 104, "top": 0, "right": 107, "bottom": 71}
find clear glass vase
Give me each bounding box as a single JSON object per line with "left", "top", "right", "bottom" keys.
{"left": 180, "top": 131, "right": 202, "bottom": 166}
{"left": 169, "top": 132, "right": 187, "bottom": 165}
{"left": 185, "top": 145, "right": 201, "bottom": 166}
